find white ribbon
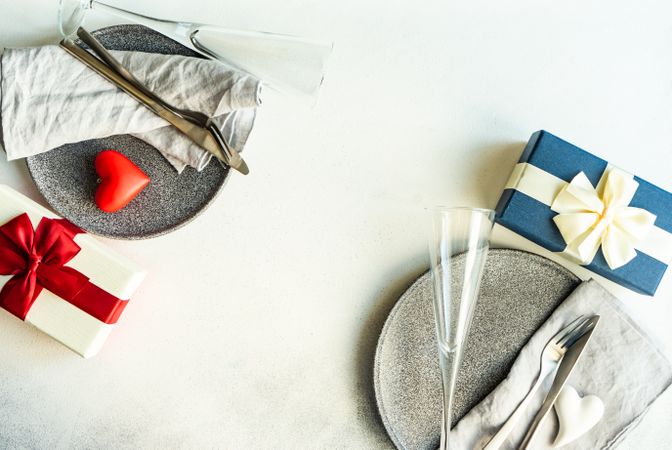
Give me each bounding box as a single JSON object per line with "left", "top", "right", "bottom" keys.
{"left": 550, "top": 167, "right": 657, "bottom": 269}
{"left": 504, "top": 163, "right": 672, "bottom": 268}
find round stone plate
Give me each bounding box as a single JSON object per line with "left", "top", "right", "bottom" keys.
{"left": 26, "top": 25, "right": 229, "bottom": 239}
{"left": 374, "top": 249, "right": 580, "bottom": 450}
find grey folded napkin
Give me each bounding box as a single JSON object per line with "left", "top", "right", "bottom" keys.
{"left": 450, "top": 280, "right": 672, "bottom": 450}
{"left": 0, "top": 45, "right": 261, "bottom": 172}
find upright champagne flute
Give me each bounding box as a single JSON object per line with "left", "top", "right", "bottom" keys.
{"left": 57, "top": 0, "right": 333, "bottom": 105}
{"left": 427, "top": 207, "right": 494, "bottom": 450}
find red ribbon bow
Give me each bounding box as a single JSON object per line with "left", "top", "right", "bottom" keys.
{"left": 0, "top": 213, "right": 127, "bottom": 323}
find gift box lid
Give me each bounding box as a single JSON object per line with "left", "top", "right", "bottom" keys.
{"left": 496, "top": 131, "right": 672, "bottom": 296}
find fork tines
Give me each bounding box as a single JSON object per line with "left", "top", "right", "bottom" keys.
{"left": 556, "top": 315, "right": 597, "bottom": 349}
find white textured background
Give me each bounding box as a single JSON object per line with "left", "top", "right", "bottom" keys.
{"left": 0, "top": 0, "right": 671, "bottom": 448}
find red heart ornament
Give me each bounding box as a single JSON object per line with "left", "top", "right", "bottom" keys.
{"left": 95, "top": 150, "right": 150, "bottom": 213}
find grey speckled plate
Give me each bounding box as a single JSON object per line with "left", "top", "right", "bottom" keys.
{"left": 26, "top": 25, "right": 228, "bottom": 239}
{"left": 374, "top": 249, "right": 580, "bottom": 450}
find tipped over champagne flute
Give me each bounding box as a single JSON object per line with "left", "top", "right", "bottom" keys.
{"left": 427, "top": 207, "right": 494, "bottom": 450}
{"left": 57, "top": 0, "right": 333, "bottom": 105}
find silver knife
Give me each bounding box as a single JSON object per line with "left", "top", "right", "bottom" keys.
{"left": 518, "top": 314, "right": 600, "bottom": 450}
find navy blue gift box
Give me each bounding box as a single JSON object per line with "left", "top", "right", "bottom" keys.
{"left": 495, "top": 130, "right": 672, "bottom": 295}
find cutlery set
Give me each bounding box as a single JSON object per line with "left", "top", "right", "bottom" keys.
{"left": 60, "top": 27, "right": 250, "bottom": 175}
{"left": 484, "top": 315, "right": 600, "bottom": 449}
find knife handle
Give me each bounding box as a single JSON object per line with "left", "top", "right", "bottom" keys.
{"left": 483, "top": 365, "right": 552, "bottom": 450}
{"left": 517, "top": 393, "right": 555, "bottom": 450}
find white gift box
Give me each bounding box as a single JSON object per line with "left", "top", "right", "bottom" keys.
{"left": 0, "top": 185, "right": 146, "bottom": 357}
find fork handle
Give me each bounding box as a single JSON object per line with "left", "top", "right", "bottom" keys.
{"left": 482, "top": 375, "right": 545, "bottom": 450}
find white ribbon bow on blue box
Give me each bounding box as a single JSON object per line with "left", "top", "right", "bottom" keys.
{"left": 496, "top": 130, "right": 672, "bottom": 295}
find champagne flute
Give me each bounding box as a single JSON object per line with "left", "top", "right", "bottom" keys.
{"left": 427, "top": 207, "right": 494, "bottom": 450}
{"left": 57, "top": 0, "right": 333, "bottom": 105}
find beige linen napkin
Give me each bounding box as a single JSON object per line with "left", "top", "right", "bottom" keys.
{"left": 450, "top": 280, "right": 672, "bottom": 450}
{"left": 0, "top": 45, "right": 261, "bottom": 172}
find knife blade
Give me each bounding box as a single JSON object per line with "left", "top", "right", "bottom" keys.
{"left": 59, "top": 38, "right": 249, "bottom": 174}
{"left": 518, "top": 314, "right": 600, "bottom": 450}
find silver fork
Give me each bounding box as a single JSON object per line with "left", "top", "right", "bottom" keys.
{"left": 482, "top": 316, "right": 592, "bottom": 450}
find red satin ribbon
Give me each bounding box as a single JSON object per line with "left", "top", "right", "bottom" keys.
{"left": 0, "top": 213, "right": 127, "bottom": 324}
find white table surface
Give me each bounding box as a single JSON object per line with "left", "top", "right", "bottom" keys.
{"left": 1, "top": 0, "right": 671, "bottom": 448}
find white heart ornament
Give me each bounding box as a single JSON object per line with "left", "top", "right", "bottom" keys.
{"left": 553, "top": 385, "right": 604, "bottom": 447}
